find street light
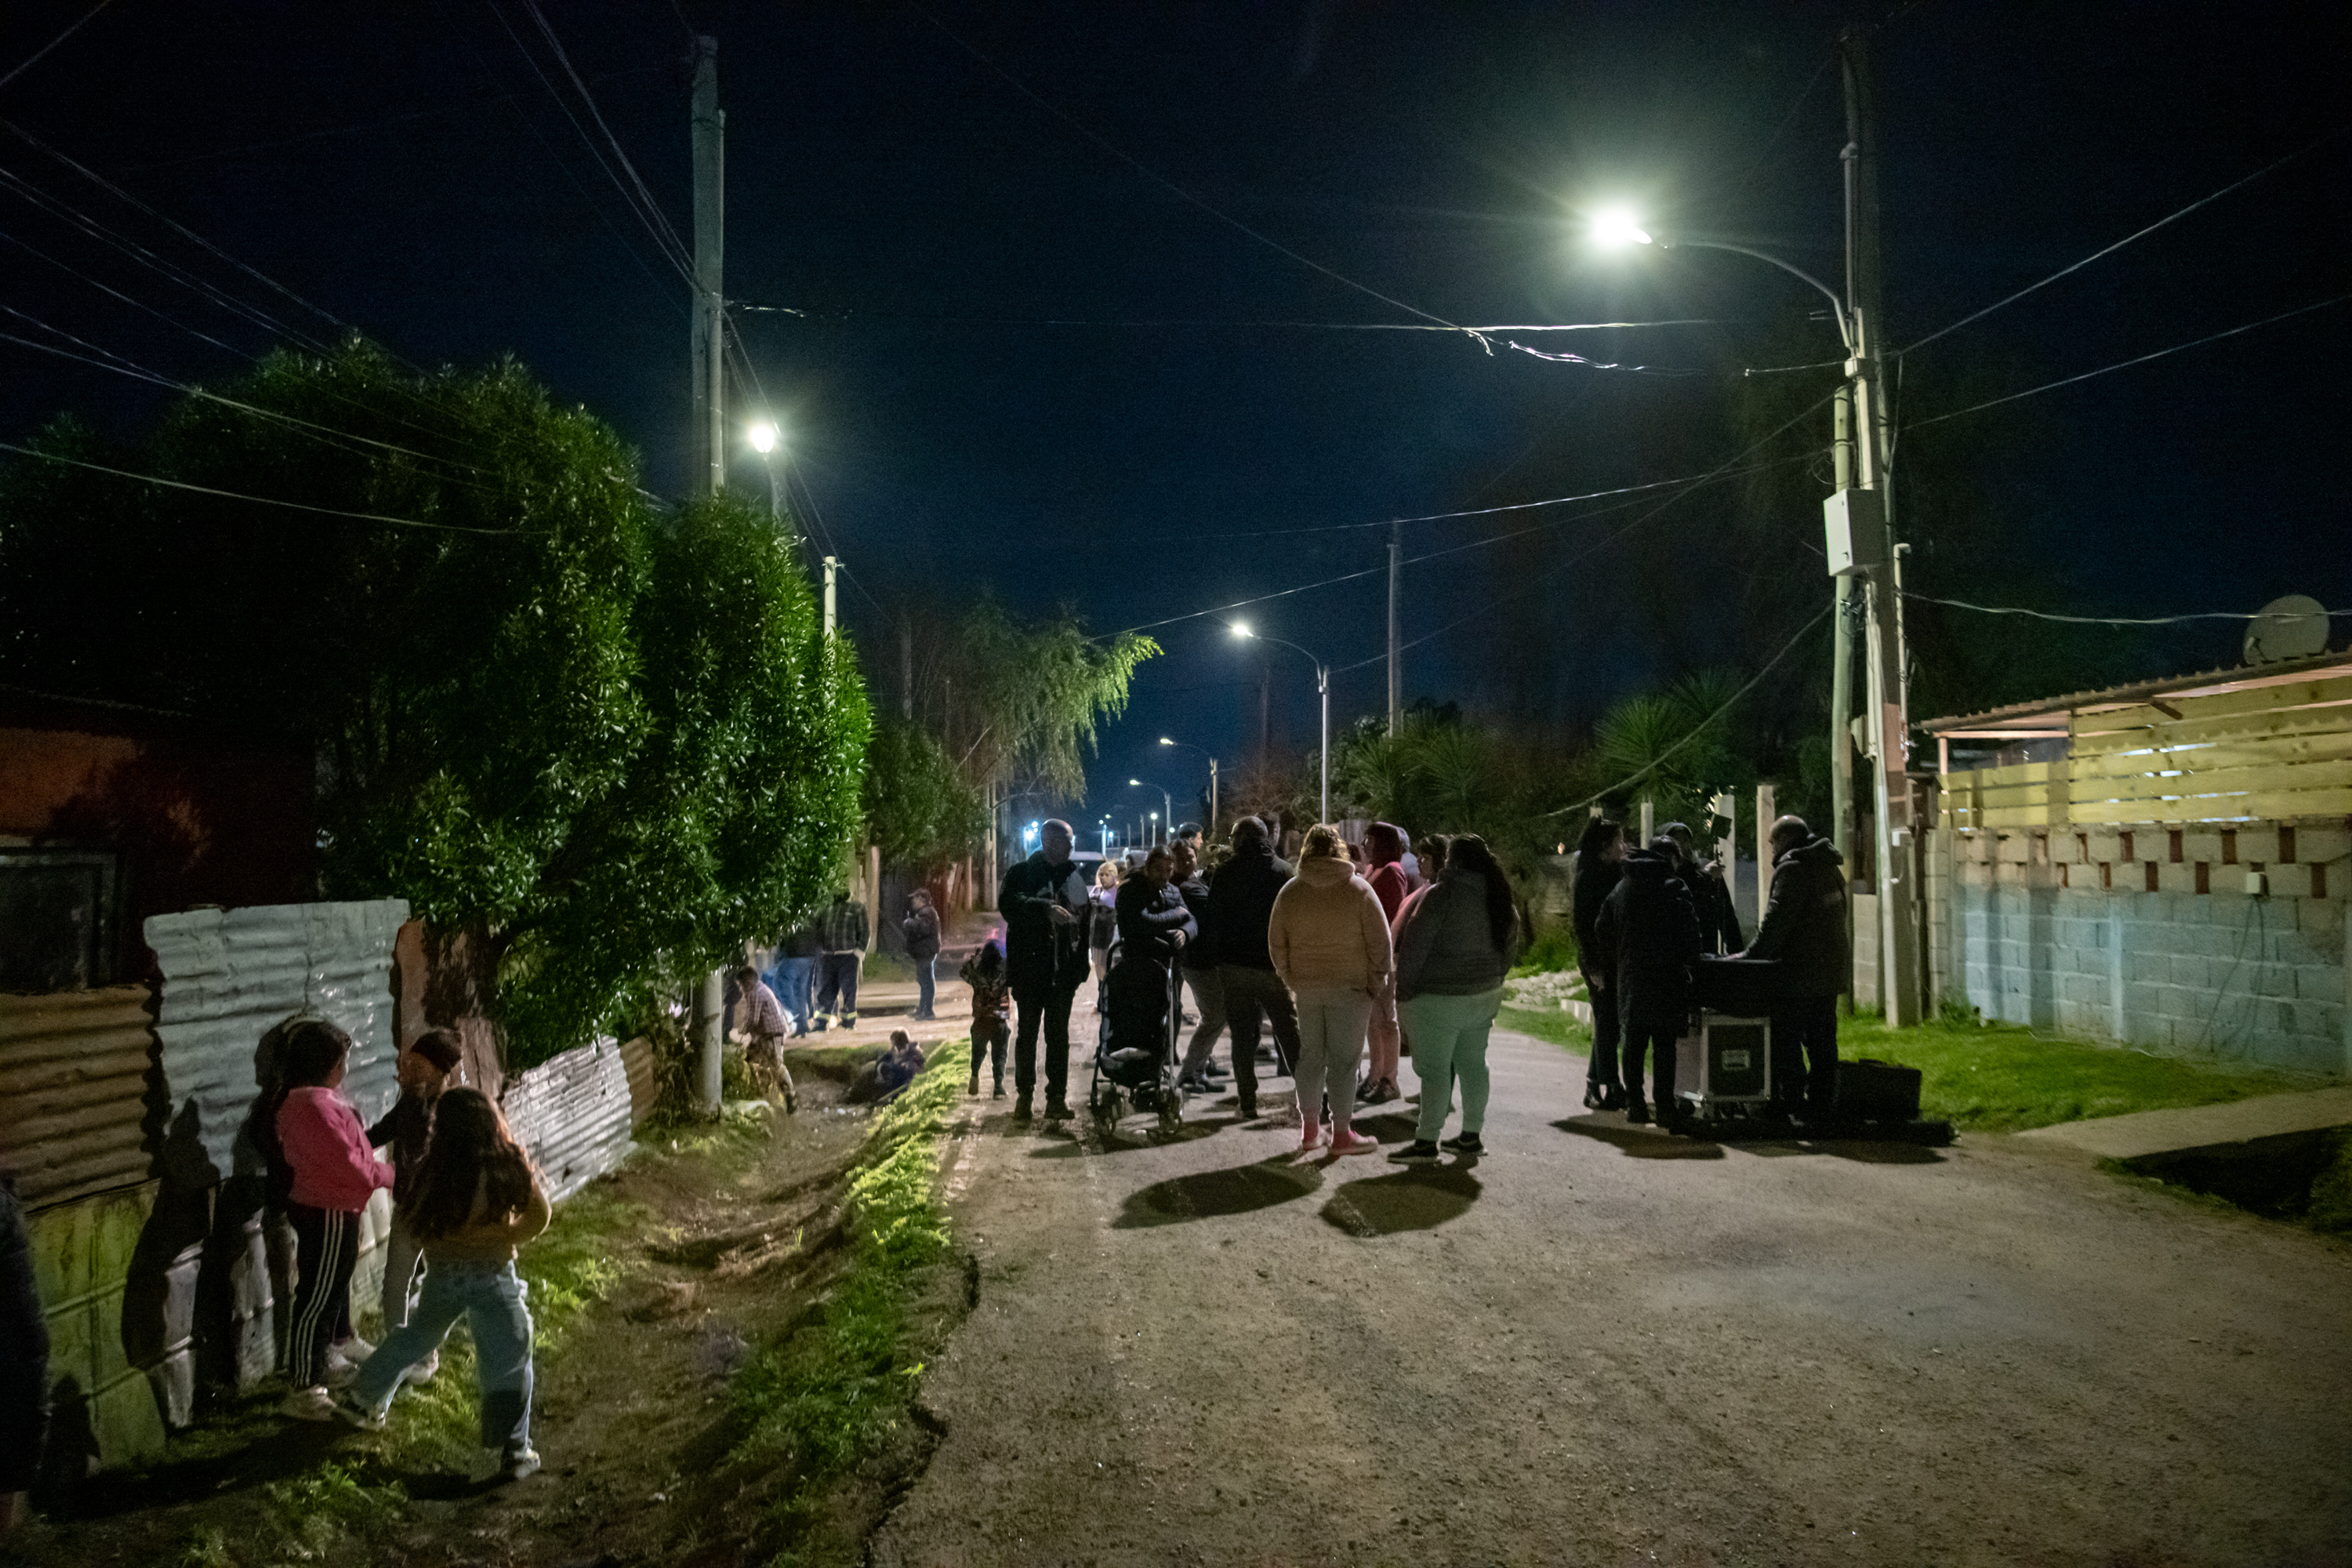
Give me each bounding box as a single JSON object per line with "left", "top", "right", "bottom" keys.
{"left": 744, "top": 418, "right": 782, "bottom": 520}
{"left": 1231, "top": 622, "right": 1330, "bottom": 823}
{"left": 1128, "top": 778, "right": 1174, "bottom": 842}
{"left": 1157, "top": 737, "right": 1218, "bottom": 833}
{"left": 1591, "top": 203, "right": 1918, "bottom": 1023}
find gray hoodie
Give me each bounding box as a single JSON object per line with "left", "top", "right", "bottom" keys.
{"left": 1393, "top": 866, "right": 1516, "bottom": 1000}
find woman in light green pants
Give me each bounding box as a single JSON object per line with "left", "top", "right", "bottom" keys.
{"left": 1389, "top": 835, "right": 1519, "bottom": 1160}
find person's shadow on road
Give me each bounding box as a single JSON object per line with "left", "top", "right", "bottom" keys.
{"left": 1114, "top": 1155, "right": 1323, "bottom": 1227}
{"left": 1552, "top": 1116, "right": 1728, "bottom": 1160}
{"left": 1320, "top": 1163, "right": 1482, "bottom": 1236}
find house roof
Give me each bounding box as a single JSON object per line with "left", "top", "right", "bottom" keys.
{"left": 1918, "top": 649, "right": 2352, "bottom": 739}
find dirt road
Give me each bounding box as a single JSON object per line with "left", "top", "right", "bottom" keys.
{"left": 874, "top": 1010, "right": 2352, "bottom": 1566}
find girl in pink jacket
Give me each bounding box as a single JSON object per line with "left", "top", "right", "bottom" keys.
{"left": 260, "top": 1018, "right": 394, "bottom": 1421}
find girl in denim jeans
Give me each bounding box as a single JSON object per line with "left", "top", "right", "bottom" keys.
{"left": 336, "top": 1087, "right": 550, "bottom": 1481}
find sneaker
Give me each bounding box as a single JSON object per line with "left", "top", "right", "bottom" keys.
{"left": 968, "top": 1071, "right": 981, "bottom": 1095}
{"left": 404, "top": 1349, "right": 440, "bottom": 1385}
{"left": 1357, "top": 1079, "right": 1399, "bottom": 1105}
{"left": 992, "top": 1081, "right": 1006, "bottom": 1098}
{"left": 1330, "top": 1130, "right": 1380, "bottom": 1156}
{"left": 1440, "top": 1131, "right": 1483, "bottom": 1154}
{"left": 1388, "top": 1140, "right": 1440, "bottom": 1163}
{"left": 1298, "top": 1123, "right": 1325, "bottom": 1153}
{"left": 332, "top": 1391, "right": 383, "bottom": 1432}
{"left": 1237, "top": 1098, "right": 1259, "bottom": 1121}
{"left": 1624, "top": 1098, "right": 1652, "bottom": 1126}
{"left": 1012, "top": 1096, "right": 1034, "bottom": 1122}
{"left": 324, "top": 1356, "right": 361, "bottom": 1390}
{"left": 1044, "top": 1100, "right": 1073, "bottom": 1121}
{"left": 502, "top": 1443, "right": 543, "bottom": 1482}
{"left": 335, "top": 1334, "right": 376, "bottom": 1363}
{"left": 281, "top": 1385, "right": 336, "bottom": 1422}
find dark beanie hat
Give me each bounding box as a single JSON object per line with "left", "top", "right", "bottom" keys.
{"left": 408, "top": 1029, "right": 463, "bottom": 1073}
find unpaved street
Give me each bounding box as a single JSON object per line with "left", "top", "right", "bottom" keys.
{"left": 876, "top": 1012, "right": 2352, "bottom": 1566}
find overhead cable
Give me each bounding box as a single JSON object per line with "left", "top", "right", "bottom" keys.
{"left": 1192, "top": 458, "right": 1804, "bottom": 539}
{"left": 0, "top": 0, "right": 113, "bottom": 93}
{"left": 0, "top": 438, "right": 534, "bottom": 535}
{"left": 1904, "top": 292, "right": 2352, "bottom": 431}
{"left": 1898, "top": 125, "right": 2350, "bottom": 358}
{"left": 1906, "top": 593, "right": 2350, "bottom": 626}
{"left": 520, "top": 0, "right": 694, "bottom": 275}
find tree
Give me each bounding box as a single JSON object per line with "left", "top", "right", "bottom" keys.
{"left": 864, "top": 716, "right": 985, "bottom": 872}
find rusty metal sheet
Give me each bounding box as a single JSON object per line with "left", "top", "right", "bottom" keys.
{"left": 143, "top": 900, "right": 408, "bottom": 1183}
{"left": 619, "top": 1036, "right": 657, "bottom": 1127}
{"left": 0, "top": 985, "right": 158, "bottom": 1210}
{"left": 503, "top": 1036, "right": 634, "bottom": 1204}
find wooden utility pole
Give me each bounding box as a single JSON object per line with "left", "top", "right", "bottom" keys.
{"left": 690, "top": 35, "right": 728, "bottom": 1112}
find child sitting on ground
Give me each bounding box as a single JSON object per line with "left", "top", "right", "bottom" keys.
{"left": 960, "top": 939, "right": 1011, "bottom": 1098}
{"left": 366, "top": 1029, "right": 463, "bottom": 1385}
{"left": 338, "top": 1087, "right": 550, "bottom": 1483}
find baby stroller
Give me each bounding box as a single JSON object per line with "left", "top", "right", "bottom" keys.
{"left": 1087, "top": 935, "right": 1189, "bottom": 1136}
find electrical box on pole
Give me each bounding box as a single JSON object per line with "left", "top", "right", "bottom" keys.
{"left": 1822, "top": 488, "right": 1887, "bottom": 577}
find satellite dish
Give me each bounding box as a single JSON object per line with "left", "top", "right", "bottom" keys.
{"left": 2244, "top": 594, "right": 2330, "bottom": 664}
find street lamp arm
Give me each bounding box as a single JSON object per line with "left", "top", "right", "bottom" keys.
{"left": 1664, "top": 239, "right": 1853, "bottom": 352}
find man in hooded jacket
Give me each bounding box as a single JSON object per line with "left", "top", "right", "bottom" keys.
{"left": 998, "top": 818, "right": 1095, "bottom": 1120}
{"left": 1570, "top": 818, "right": 1628, "bottom": 1109}
{"left": 1593, "top": 835, "right": 1704, "bottom": 1125}
{"left": 1204, "top": 816, "right": 1301, "bottom": 1120}
{"left": 1741, "top": 813, "right": 1851, "bottom": 1121}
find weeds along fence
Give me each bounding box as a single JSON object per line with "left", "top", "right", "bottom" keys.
{"left": 1923, "top": 662, "right": 2352, "bottom": 1074}
{"left": 1, "top": 901, "right": 656, "bottom": 1477}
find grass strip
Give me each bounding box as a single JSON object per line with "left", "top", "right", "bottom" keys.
{"left": 725, "top": 1044, "right": 964, "bottom": 1562}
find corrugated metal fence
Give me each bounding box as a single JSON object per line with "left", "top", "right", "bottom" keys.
{"left": 0, "top": 986, "right": 157, "bottom": 1210}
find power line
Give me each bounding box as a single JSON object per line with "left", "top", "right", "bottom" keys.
{"left": 731, "top": 305, "right": 1725, "bottom": 335}
{"left": 1193, "top": 457, "right": 1805, "bottom": 539}
{"left": 0, "top": 221, "right": 257, "bottom": 361}
{"left": 1904, "top": 292, "right": 2352, "bottom": 431}
{"left": 1906, "top": 593, "right": 2350, "bottom": 626}
{"left": 0, "top": 0, "right": 113, "bottom": 94}
{"left": 1541, "top": 605, "right": 1831, "bottom": 818}
{"left": 0, "top": 437, "right": 535, "bottom": 534}
{"left": 1898, "top": 125, "right": 2350, "bottom": 358}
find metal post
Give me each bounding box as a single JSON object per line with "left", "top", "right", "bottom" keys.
{"left": 1755, "top": 782, "right": 1777, "bottom": 927}
{"left": 1387, "top": 521, "right": 1401, "bottom": 735}
{"left": 1208, "top": 757, "right": 1218, "bottom": 834}
{"left": 1830, "top": 386, "right": 1856, "bottom": 869}
{"left": 822, "top": 556, "right": 838, "bottom": 638}
{"left": 1317, "top": 663, "right": 1330, "bottom": 824}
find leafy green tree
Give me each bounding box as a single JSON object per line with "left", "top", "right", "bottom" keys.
{"left": 864, "top": 716, "right": 986, "bottom": 872}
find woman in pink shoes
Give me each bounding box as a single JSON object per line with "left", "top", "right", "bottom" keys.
{"left": 1266, "top": 824, "right": 1393, "bottom": 1156}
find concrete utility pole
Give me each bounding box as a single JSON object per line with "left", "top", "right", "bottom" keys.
{"left": 1829, "top": 384, "right": 1856, "bottom": 869}
{"left": 1387, "top": 520, "right": 1402, "bottom": 735}
{"left": 1831, "top": 24, "right": 1922, "bottom": 1025}
{"left": 822, "top": 556, "right": 838, "bottom": 638}
{"left": 689, "top": 34, "right": 727, "bottom": 1112}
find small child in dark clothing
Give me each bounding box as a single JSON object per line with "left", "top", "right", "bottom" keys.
{"left": 368, "top": 1029, "right": 462, "bottom": 1384}
{"left": 960, "top": 940, "right": 1011, "bottom": 1098}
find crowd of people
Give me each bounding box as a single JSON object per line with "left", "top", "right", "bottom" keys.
{"left": 993, "top": 815, "right": 1523, "bottom": 1163}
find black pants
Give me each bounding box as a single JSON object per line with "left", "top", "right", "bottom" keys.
{"left": 816, "top": 952, "right": 860, "bottom": 1023}
{"left": 1772, "top": 995, "right": 1840, "bottom": 1114}
{"left": 1011, "top": 981, "right": 1077, "bottom": 1104}
{"left": 1584, "top": 975, "right": 1622, "bottom": 1090}
{"left": 1218, "top": 965, "right": 1300, "bottom": 1105}
{"left": 970, "top": 1015, "right": 1008, "bottom": 1084}
{"left": 1621, "top": 1021, "right": 1679, "bottom": 1111}
{"left": 285, "top": 1201, "right": 360, "bottom": 1389}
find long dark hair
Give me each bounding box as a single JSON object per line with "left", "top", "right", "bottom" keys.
{"left": 405, "top": 1087, "right": 537, "bottom": 1240}
{"left": 1444, "top": 834, "right": 1517, "bottom": 953}
{"left": 248, "top": 1018, "right": 353, "bottom": 1196}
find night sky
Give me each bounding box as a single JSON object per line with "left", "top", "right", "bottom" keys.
{"left": 3, "top": 1, "right": 2344, "bottom": 827}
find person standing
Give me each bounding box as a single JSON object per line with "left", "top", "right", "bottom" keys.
{"left": 1662, "top": 822, "right": 1745, "bottom": 956}
{"left": 902, "top": 889, "right": 942, "bottom": 1022}
{"left": 771, "top": 920, "right": 822, "bottom": 1037}
{"left": 1358, "top": 822, "right": 1411, "bottom": 1105}
{"left": 814, "top": 889, "right": 869, "bottom": 1031}
{"left": 366, "top": 1029, "right": 462, "bottom": 1388}
{"left": 1171, "top": 838, "right": 1229, "bottom": 1094}
{"left": 1571, "top": 818, "right": 1628, "bottom": 1111}
{"left": 1388, "top": 834, "right": 1519, "bottom": 1161}
{"left": 1740, "top": 814, "right": 1850, "bottom": 1123}
{"left": 1595, "top": 836, "right": 1705, "bottom": 1127}
{"left": 1087, "top": 859, "right": 1121, "bottom": 989}
{"left": 998, "top": 818, "right": 1094, "bottom": 1122}
{"left": 1205, "top": 816, "right": 1301, "bottom": 1121}
{"left": 1269, "top": 825, "right": 1391, "bottom": 1156}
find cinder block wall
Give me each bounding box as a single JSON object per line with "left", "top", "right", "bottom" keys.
{"left": 1940, "top": 818, "right": 2350, "bottom": 1074}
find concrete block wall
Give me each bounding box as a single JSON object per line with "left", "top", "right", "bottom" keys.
{"left": 1940, "top": 818, "right": 2350, "bottom": 1074}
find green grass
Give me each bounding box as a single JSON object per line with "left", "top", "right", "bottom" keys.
{"left": 1509, "top": 917, "right": 1577, "bottom": 978}
{"left": 726, "top": 1044, "right": 964, "bottom": 1559}
{"left": 1494, "top": 1003, "right": 2311, "bottom": 1134}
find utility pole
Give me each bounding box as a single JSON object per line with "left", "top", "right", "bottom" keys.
{"left": 1387, "top": 520, "right": 1402, "bottom": 735}
{"left": 1831, "top": 24, "right": 1922, "bottom": 1026}
{"left": 900, "top": 616, "right": 913, "bottom": 720}
{"left": 688, "top": 34, "right": 726, "bottom": 1112}
{"left": 1829, "top": 384, "right": 1856, "bottom": 870}
{"left": 822, "top": 556, "right": 838, "bottom": 637}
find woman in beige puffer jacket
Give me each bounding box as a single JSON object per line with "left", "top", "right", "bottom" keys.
{"left": 1267, "top": 824, "right": 1393, "bottom": 1155}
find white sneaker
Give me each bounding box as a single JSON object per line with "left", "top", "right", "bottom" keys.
{"left": 331, "top": 1334, "right": 374, "bottom": 1365}
{"left": 281, "top": 1385, "right": 337, "bottom": 1422}
{"left": 403, "top": 1349, "right": 440, "bottom": 1385}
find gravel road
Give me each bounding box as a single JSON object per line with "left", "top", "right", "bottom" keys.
{"left": 873, "top": 1004, "right": 2352, "bottom": 1567}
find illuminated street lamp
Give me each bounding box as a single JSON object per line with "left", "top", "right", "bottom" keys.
{"left": 1231, "top": 622, "right": 1329, "bottom": 823}
{"left": 744, "top": 418, "right": 782, "bottom": 520}
{"left": 1128, "top": 779, "right": 1174, "bottom": 844}
{"left": 1157, "top": 737, "right": 1218, "bottom": 833}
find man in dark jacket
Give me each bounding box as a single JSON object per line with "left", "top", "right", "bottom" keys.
{"left": 1662, "top": 822, "right": 1746, "bottom": 956}
{"left": 814, "top": 890, "right": 870, "bottom": 1030}
{"left": 1593, "top": 837, "right": 1705, "bottom": 1126}
{"left": 902, "top": 890, "right": 942, "bottom": 1022}
{"left": 998, "top": 818, "right": 1095, "bottom": 1120}
{"left": 1570, "top": 818, "right": 1626, "bottom": 1109}
{"left": 1109, "top": 846, "right": 1197, "bottom": 1064}
{"left": 1741, "top": 814, "right": 1851, "bottom": 1120}
{"left": 1170, "top": 839, "right": 1229, "bottom": 1093}
{"left": 1203, "top": 816, "right": 1300, "bottom": 1120}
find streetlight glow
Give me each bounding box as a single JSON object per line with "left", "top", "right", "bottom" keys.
{"left": 746, "top": 419, "right": 779, "bottom": 454}
{"left": 1591, "top": 207, "right": 1653, "bottom": 249}
{"left": 1230, "top": 622, "right": 1253, "bottom": 640}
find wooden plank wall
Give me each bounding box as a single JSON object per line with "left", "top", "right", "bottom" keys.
{"left": 1943, "top": 671, "right": 2352, "bottom": 829}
